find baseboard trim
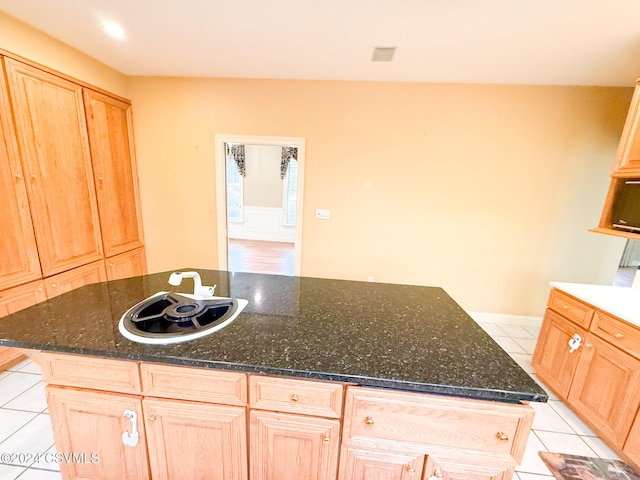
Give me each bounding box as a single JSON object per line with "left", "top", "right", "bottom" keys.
{"left": 467, "top": 311, "right": 543, "bottom": 327}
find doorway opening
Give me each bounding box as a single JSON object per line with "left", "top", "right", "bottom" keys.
{"left": 614, "top": 239, "right": 640, "bottom": 288}
{"left": 214, "top": 135, "right": 305, "bottom": 276}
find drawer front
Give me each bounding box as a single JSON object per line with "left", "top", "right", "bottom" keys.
{"left": 548, "top": 289, "right": 594, "bottom": 329}
{"left": 591, "top": 311, "right": 640, "bottom": 360}
{"left": 141, "top": 363, "right": 247, "bottom": 406}
{"left": 38, "top": 352, "right": 141, "bottom": 394}
{"left": 343, "top": 387, "right": 534, "bottom": 461}
{"left": 249, "top": 375, "right": 343, "bottom": 418}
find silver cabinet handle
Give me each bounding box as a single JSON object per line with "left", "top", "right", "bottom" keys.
{"left": 121, "top": 409, "right": 139, "bottom": 447}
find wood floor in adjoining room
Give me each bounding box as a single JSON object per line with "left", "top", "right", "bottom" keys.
{"left": 227, "top": 239, "right": 295, "bottom": 276}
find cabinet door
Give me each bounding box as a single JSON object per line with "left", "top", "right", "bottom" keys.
{"left": 532, "top": 309, "right": 586, "bottom": 399}
{"left": 623, "top": 406, "right": 640, "bottom": 466}
{"left": 0, "top": 280, "right": 46, "bottom": 370}
{"left": 338, "top": 444, "right": 425, "bottom": 480}
{"left": 45, "top": 260, "right": 107, "bottom": 298}
{"left": 612, "top": 80, "right": 640, "bottom": 176}
{"left": 251, "top": 410, "right": 341, "bottom": 480}
{"left": 4, "top": 58, "right": 103, "bottom": 276}
{"left": 0, "top": 280, "right": 46, "bottom": 317}
{"left": 83, "top": 89, "right": 144, "bottom": 257}
{"left": 144, "top": 398, "right": 247, "bottom": 480}
{"left": 105, "top": 247, "right": 147, "bottom": 280}
{"left": 0, "top": 59, "right": 41, "bottom": 291}
{"left": 46, "top": 386, "right": 150, "bottom": 480}
{"left": 567, "top": 334, "right": 640, "bottom": 445}
{"left": 425, "top": 457, "right": 512, "bottom": 480}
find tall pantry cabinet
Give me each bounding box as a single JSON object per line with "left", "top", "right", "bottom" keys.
{"left": 0, "top": 53, "right": 146, "bottom": 369}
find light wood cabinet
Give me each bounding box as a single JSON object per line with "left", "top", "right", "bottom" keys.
{"left": 338, "top": 444, "right": 425, "bottom": 480}
{"left": 83, "top": 89, "right": 144, "bottom": 258}
{"left": 144, "top": 397, "right": 247, "bottom": 480}
{"left": 426, "top": 457, "right": 511, "bottom": 480}
{"left": 533, "top": 287, "right": 640, "bottom": 467}
{"left": 33, "top": 352, "right": 535, "bottom": 479}
{"left": 593, "top": 76, "right": 640, "bottom": 240}
{"left": 0, "top": 280, "right": 46, "bottom": 317}
{"left": 611, "top": 77, "right": 640, "bottom": 176}
{"left": 568, "top": 334, "right": 640, "bottom": 446}
{"left": 105, "top": 247, "right": 147, "bottom": 280}
{"left": 250, "top": 409, "right": 341, "bottom": 480}
{"left": 46, "top": 386, "right": 150, "bottom": 480}
{"left": 0, "top": 52, "right": 145, "bottom": 308}
{"left": 0, "top": 280, "right": 47, "bottom": 371}
{"left": 44, "top": 260, "right": 107, "bottom": 298}
{"left": 623, "top": 408, "right": 640, "bottom": 466}
{"left": 39, "top": 353, "right": 248, "bottom": 480}
{"left": 0, "top": 59, "right": 41, "bottom": 291}
{"left": 338, "top": 387, "right": 533, "bottom": 480}
{"left": 531, "top": 310, "right": 587, "bottom": 399}
{"left": 4, "top": 58, "right": 103, "bottom": 277}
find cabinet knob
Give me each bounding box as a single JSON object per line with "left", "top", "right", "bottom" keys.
{"left": 14, "top": 173, "right": 22, "bottom": 179}
{"left": 323, "top": 433, "right": 330, "bottom": 443}
{"left": 616, "top": 333, "right": 625, "bottom": 339}
{"left": 148, "top": 413, "right": 158, "bottom": 422}
{"left": 50, "top": 283, "right": 57, "bottom": 288}
{"left": 496, "top": 431, "right": 509, "bottom": 441}
{"left": 290, "top": 393, "right": 298, "bottom": 402}
{"left": 562, "top": 304, "right": 571, "bottom": 310}
{"left": 364, "top": 416, "right": 374, "bottom": 426}
{"left": 405, "top": 463, "right": 415, "bottom": 474}
{"left": 586, "top": 343, "right": 593, "bottom": 348}
{"left": 428, "top": 469, "right": 443, "bottom": 480}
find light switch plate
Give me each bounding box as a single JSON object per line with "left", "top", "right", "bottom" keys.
{"left": 316, "top": 209, "right": 330, "bottom": 220}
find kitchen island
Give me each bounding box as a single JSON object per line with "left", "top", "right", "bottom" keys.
{"left": 0, "top": 270, "right": 545, "bottom": 480}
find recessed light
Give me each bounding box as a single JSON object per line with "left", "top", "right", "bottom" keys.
{"left": 372, "top": 47, "right": 397, "bottom": 62}
{"left": 102, "top": 20, "right": 126, "bottom": 40}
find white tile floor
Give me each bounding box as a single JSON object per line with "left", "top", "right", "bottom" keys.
{"left": 0, "top": 319, "right": 625, "bottom": 480}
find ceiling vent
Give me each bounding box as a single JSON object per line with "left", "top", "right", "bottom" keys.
{"left": 372, "top": 47, "right": 397, "bottom": 62}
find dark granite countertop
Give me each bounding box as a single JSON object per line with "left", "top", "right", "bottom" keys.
{"left": 0, "top": 270, "right": 547, "bottom": 403}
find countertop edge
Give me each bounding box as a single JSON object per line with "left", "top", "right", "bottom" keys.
{"left": 549, "top": 282, "right": 640, "bottom": 326}
{"left": 1, "top": 339, "right": 544, "bottom": 404}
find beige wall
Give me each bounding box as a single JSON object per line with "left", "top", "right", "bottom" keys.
{"left": 129, "top": 77, "right": 631, "bottom": 316}
{"left": 0, "top": 11, "right": 128, "bottom": 97}
{"left": 0, "top": 9, "right": 631, "bottom": 316}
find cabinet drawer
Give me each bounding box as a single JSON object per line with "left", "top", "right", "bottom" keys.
{"left": 343, "top": 387, "right": 534, "bottom": 461}
{"left": 249, "top": 375, "right": 343, "bottom": 418}
{"left": 141, "top": 363, "right": 247, "bottom": 406}
{"left": 591, "top": 311, "right": 640, "bottom": 360}
{"left": 39, "top": 352, "right": 141, "bottom": 394}
{"left": 548, "top": 289, "right": 594, "bottom": 329}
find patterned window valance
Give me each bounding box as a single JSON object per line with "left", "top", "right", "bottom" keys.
{"left": 227, "top": 144, "right": 246, "bottom": 176}
{"left": 281, "top": 146, "right": 297, "bottom": 179}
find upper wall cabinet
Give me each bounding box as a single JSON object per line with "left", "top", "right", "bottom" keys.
{"left": 83, "top": 90, "right": 144, "bottom": 257}
{"left": 593, "top": 76, "right": 640, "bottom": 240}
{"left": 612, "top": 77, "right": 640, "bottom": 177}
{"left": 0, "top": 60, "right": 41, "bottom": 290}
{"left": 4, "top": 58, "right": 103, "bottom": 276}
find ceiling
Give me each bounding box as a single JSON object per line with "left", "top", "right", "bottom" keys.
{"left": 2, "top": 0, "right": 640, "bottom": 86}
